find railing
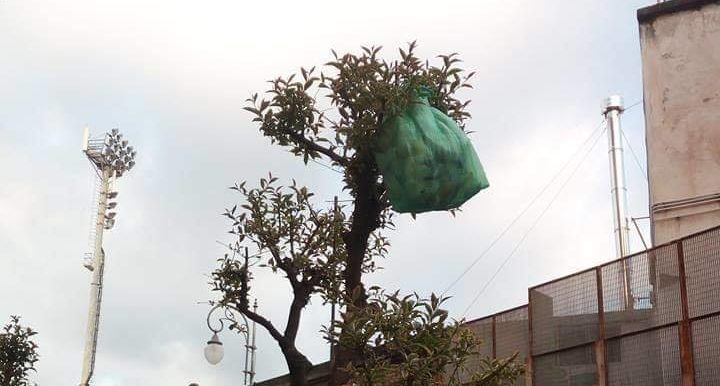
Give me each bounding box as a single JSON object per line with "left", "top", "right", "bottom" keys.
{"left": 460, "top": 306, "right": 530, "bottom": 385}
{"left": 463, "top": 225, "right": 720, "bottom": 385}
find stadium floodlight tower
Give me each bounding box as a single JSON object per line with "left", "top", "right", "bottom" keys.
{"left": 79, "top": 127, "right": 136, "bottom": 386}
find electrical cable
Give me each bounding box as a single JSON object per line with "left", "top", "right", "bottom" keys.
{"left": 619, "top": 98, "right": 647, "bottom": 181}
{"left": 440, "top": 119, "right": 606, "bottom": 296}
{"left": 624, "top": 100, "right": 643, "bottom": 111}
{"left": 311, "top": 158, "right": 344, "bottom": 174}
{"left": 461, "top": 125, "right": 608, "bottom": 318}
{"left": 621, "top": 128, "right": 648, "bottom": 181}
{"left": 441, "top": 100, "right": 641, "bottom": 297}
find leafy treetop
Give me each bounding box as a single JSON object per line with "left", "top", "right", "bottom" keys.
{"left": 0, "top": 316, "right": 39, "bottom": 386}
{"left": 243, "top": 41, "right": 475, "bottom": 198}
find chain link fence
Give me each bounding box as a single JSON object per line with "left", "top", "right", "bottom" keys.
{"left": 462, "top": 225, "right": 720, "bottom": 385}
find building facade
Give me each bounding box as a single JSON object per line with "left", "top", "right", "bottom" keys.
{"left": 639, "top": 0, "right": 720, "bottom": 245}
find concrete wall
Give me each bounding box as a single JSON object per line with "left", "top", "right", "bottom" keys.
{"left": 638, "top": 0, "right": 720, "bottom": 245}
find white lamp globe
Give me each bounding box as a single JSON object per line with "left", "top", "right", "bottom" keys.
{"left": 204, "top": 333, "right": 224, "bottom": 365}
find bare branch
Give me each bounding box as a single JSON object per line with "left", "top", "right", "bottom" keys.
{"left": 242, "top": 306, "right": 285, "bottom": 343}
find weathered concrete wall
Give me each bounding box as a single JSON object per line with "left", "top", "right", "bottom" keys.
{"left": 639, "top": 0, "right": 720, "bottom": 245}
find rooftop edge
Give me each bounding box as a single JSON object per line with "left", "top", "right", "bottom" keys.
{"left": 638, "top": 0, "right": 720, "bottom": 23}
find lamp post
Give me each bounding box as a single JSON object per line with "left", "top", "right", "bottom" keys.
{"left": 79, "top": 127, "right": 137, "bottom": 386}
{"left": 204, "top": 301, "right": 258, "bottom": 385}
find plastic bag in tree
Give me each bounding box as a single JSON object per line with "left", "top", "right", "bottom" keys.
{"left": 374, "top": 93, "right": 489, "bottom": 213}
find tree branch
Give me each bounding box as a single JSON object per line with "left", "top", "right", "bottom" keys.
{"left": 288, "top": 132, "right": 348, "bottom": 166}
{"left": 261, "top": 236, "right": 300, "bottom": 288}
{"left": 298, "top": 220, "right": 322, "bottom": 262}
{"left": 284, "top": 287, "right": 310, "bottom": 342}
{"left": 473, "top": 353, "right": 519, "bottom": 386}
{"left": 242, "top": 306, "right": 285, "bottom": 343}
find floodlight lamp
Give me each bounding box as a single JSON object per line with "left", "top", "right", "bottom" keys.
{"left": 82, "top": 127, "right": 90, "bottom": 152}
{"left": 104, "top": 218, "right": 115, "bottom": 230}
{"left": 127, "top": 146, "right": 134, "bottom": 153}
{"left": 111, "top": 128, "right": 119, "bottom": 135}
{"left": 115, "top": 170, "right": 124, "bottom": 178}
{"left": 101, "top": 147, "right": 111, "bottom": 156}
{"left": 128, "top": 161, "right": 135, "bottom": 170}
{"left": 108, "top": 192, "right": 118, "bottom": 199}
{"left": 107, "top": 202, "right": 117, "bottom": 210}
{"left": 131, "top": 150, "right": 137, "bottom": 158}
{"left": 116, "top": 133, "right": 123, "bottom": 141}
{"left": 105, "top": 212, "right": 117, "bottom": 219}
{"left": 121, "top": 140, "right": 128, "bottom": 147}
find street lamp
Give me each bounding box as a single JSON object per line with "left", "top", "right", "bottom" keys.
{"left": 204, "top": 301, "right": 258, "bottom": 385}
{"left": 204, "top": 333, "right": 224, "bottom": 365}
{"left": 79, "top": 127, "right": 137, "bottom": 386}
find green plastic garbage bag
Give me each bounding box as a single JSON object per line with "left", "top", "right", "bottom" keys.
{"left": 374, "top": 91, "right": 489, "bottom": 214}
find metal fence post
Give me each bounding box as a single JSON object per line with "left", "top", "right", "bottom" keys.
{"left": 491, "top": 315, "right": 497, "bottom": 359}
{"left": 596, "top": 267, "right": 608, "bottom": 386}
{"left": 677, "top": 240, "right": 695, "bottom": 386}
{"left": 527, "top": 289, "right": 534, "bottom": 386}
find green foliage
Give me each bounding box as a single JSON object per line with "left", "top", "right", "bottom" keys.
{"left": 211, "top": 175, "right": 389, "bottom": 309}
{"left": 243, "top": 42, "right": 474, "bottom": 202}
{"left": 0, "top": 316, "right": 39, "bottom": 386}
{"left": 326, "top": 290, "right": 523, "bottom": 386}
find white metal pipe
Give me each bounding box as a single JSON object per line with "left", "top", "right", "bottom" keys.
{"left": 80, "top": 167, "right": 110, "bottom": 386}
{"left": 603, "top": 96, "right": 631, "bottom": 258}
{"left": 250, "top": 299, "right": 257, "bottom": 385}
{"left": 603, "top": 95, "right": 633, "bottom": 308}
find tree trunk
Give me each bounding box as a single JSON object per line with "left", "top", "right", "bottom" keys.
{"left": 280, "top": 343, "right": 312, "bottom": 386}
{"left": 330, "top": 155, "right": 383, "bottom": 385}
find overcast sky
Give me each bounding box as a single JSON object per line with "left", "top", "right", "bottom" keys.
{"left": 1, "top": 0, "right": 655, "bottom": 384}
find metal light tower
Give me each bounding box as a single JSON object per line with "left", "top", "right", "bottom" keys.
{"left": 79, "top": 127, "right": 137, "bottom": 386}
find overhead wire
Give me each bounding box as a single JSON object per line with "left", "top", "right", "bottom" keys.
{"left": 440, "top": 119, "right": 606, "bottom": 297}
{"left": 624, "top": 100, "right": 643, "bottom": 111}
{"left": 621, "top": 128, "right": 648, "bottom": 181}
{"left": 440, "top": 100, "right": 642, "bottom": 299}
{"left": 618, "top": 99, "right": 648, "bottom": 181}
{"left": 461, "top": 124, "right": 608, "bottom": 318}
{"left": 311, "top": 158, "right": 344, "bottom": 174}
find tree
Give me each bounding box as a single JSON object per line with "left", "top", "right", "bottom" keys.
{"left": 211, "top": 43, "right": 511, "bottom": 385}
{"left": 328, "top": 289, "right": 523, "bottom": 385}
{"left": 0, "top": 316, "right": 39, "bottom": 386}
{"left": 212, "top": 178, "right": 384, "bottom": 385}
